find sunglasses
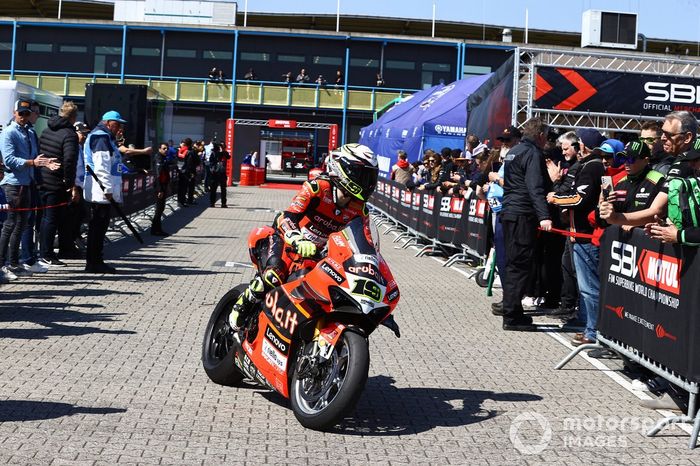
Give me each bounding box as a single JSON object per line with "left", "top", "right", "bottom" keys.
{"left": 428, "top": 159, "right": 436, "bottom": 163}
{"left": 639, "top": 136, "right": 660, "bottom": 143}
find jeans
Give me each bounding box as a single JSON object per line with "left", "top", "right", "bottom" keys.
{"left": 0, "top": 185, "right": 31, "bottom": 267}
{"left": 573, "top": 242, "right": 600, "bottom": 341}
{"left": 86, "top": 202, "right": 111, "bottom": 266}
{"left": 19, "top": 183, "right": 41, "bottom": 266}
{"left": 209, "top": 174, "right": 227, "bottom": 207}
{"left": 39, "top": 190, "right": 69, "bottom": 260}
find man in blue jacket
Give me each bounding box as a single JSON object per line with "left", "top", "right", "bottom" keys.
{"left": 0, "top": 99, "right": 59, "bottom": 281}
{"left": 83, "top": 110, "right": 126, "bottom": 274}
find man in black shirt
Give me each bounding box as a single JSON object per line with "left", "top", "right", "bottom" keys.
{"left": 500, "top": 118, "right": 553, "bottom": 331}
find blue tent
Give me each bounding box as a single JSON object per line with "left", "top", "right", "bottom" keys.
{"left": 359, "top": 74, "right": 492, "bottom": 177}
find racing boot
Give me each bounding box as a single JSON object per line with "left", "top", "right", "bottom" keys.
{"left": 229, "top": 276, "right": 265, "bottom": 331}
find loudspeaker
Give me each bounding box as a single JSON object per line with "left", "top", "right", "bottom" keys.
{"left": 85, "top": 83, "right": 147, "bottom": 148}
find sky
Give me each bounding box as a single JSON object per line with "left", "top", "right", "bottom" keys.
{"left": 234, "top": 0, "right": 700, "bottom": 43}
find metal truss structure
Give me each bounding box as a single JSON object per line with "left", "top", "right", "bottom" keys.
{"left": 512, "top": 46, "right": 700, "bottom": 134}
{"left": 233, "top": 119, "right": 335, "bottom": 130}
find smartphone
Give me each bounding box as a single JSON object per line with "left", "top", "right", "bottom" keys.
{"left": 601, "top": 175, "right": 613, "bottom": 200}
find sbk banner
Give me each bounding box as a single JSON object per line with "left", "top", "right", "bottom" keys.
{"left": 598, "top": 226, "right": 700, "bottom": 382}
{"left": 418, "top": 191, "right": 437, "bottom": 239}
{"left": 462, "top": 192, "right": 491, "bottom": 257}
{"left": 435, "top": 193, "right": 466, "bottom": 245}
{"left": 534, "top": 66, "right": 700, "bottom": 118}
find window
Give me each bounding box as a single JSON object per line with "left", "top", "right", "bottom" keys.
{"left": 240, "top": 52, "right": 269, "bottom": 62}
{"left": 422, "top": 62, "right": 451, "bottom": 72}
{"left": 95, "top": 46, "right": 122, "bottom": 54}
{"left": 278, "top": 54, "right": 305, "bottom": 63}
{"left": 385, "top": 60, "right": 415, "bottom": 70}
{"left": 26, "top": 43, "right": 52, "bottom": 53}
{"left": 350, "top": 58, "right": 379, "bottom": 68}
{"left": 167, "top": 48, "right": 196, "bottom": 58}
{"left": 0, "top": 42, "right": 12, "bottom": 51}
{"left": 60, "top": 45, "right": 88, "bottom": 53}
{"left": 132, "top": 47, "right": 160, "bottom": 57}
{"left": 203, "top": 50, "right": 233, "bottom": 60}
{"left": 462, "top": 65, "right": 491, "bottom": 77}
{"left": 312, "top": 56, "right": 342, "bottom": 66}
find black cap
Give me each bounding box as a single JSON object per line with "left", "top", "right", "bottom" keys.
{"left": 682, "top": 138, "right": 700, "bottom": 162}
{"left": 618, "top": 140, "right": 651, "bottom": 160}
{"left": 496, "top": 125, "right": 522, "bottom": 141}
{"left": 74, "top": 121, "right": 90, "bottom": 133}
{"left": 14, "top": 99, "right": 32, "bottom": 114}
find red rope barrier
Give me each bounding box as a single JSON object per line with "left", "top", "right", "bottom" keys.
{"left": 0, "top": 201, "right": 71, "bottom": 212}
{"left": 539, "top": 226, "right": 595, "bottom": 240}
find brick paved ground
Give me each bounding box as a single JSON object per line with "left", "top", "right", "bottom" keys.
{"left": 1, "top": 185, "right": 699, "bottom": 465}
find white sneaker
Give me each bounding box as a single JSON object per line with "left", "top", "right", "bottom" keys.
{"left": 10, "top": 266, "right": 32, "bottom": 277}
{"left": 1, "top": 266, "right": 18, "bottom": 281}
{"left": 23, "top": 262, "right": 48, "bottom": 273}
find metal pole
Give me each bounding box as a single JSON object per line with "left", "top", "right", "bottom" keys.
{"left": 431, "top": 1, "right": 436, "bottom": 38}
{"left": 244, "top": 0, "right": 248, "bottom": 27}
{"left": 10, "top": 20, "right": 16, "bottom": 80}
{"left": 336, "top": 0, "right": 340, "bottom": 32}
{"left": 231, "top": 30, "right": 239, "bottom": 119}
{"left": 120, "top": 25, "right": 127, "bottom": 82}
{"left": 160, "top": 30, "right": 165, "bottom": 78}
{"left": 58, "top": 0, "right": 63, "bottom": 19}
{"left": 525, "top": 8, "right": 529, "bottom": 44}
{"left": 341, "top": 46, "right": 350, "bottom": 144}
{"left": 511, "top": 47, "right": 520, "bottom": 126}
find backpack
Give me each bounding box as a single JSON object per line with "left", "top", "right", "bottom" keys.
{"left": 667, "top": 177, "right": 700, "bottom": 240}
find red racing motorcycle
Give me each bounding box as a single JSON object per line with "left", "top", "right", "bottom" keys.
{"left": 202, "top": 217, "right": 401, "bottom": 430}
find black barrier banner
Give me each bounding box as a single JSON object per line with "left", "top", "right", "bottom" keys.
{"left": 371, "top": 180, "right": 386, "bottom": 213}
{"left": 389, "top": 184, "right": 400, "bottom": 220}
{"left": 418, "top": 191, "right": 437, "bottom": 239}
{"left": 534, "top": 66, "right": 700, "bottom": 118}
{"left": 435, "top": 193, "right": 466, "bottom": 245}
{"left": 462, "top": 192, "right": 491, "bottom": 257}
{"left": 398, "top": 188, "right": 412, "bottom": 225}
{"left": 410, "top": 191, "right": 421, "bottom": 232}
{"left": 598, "top": 226, "right": 700, "bottom": 382}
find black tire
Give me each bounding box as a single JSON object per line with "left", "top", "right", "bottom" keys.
{"left": 290, "top": 330, "right": 369, "bottom": 430}
{"left": 475, "top": 267, "right": 489, "bottom": 288}
{"left": 201, "top": 284, "right": 246, "bottom": 386}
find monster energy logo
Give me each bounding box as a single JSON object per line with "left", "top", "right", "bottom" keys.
{"left": 630, "top": 141, "right": 642, "bottom": 153}
{"left": 694, "top": 138, "right": 700, "bottom": 151}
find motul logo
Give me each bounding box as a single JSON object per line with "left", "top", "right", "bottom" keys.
{"left": 644, "top": 82, "right": 700, "bottom": 104}
{"left": 639, "top": 250, "right": 681, "bottom": 295}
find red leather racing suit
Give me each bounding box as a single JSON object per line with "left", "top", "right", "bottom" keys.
{"left": 259, "top": 176, "right": 369, "bottom": 289}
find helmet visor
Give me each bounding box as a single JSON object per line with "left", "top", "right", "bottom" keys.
{"left": 338, "top": 162, "right": 378, "bottom": 201}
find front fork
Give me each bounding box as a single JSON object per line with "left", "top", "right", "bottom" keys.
{"left": 295, "top": 320, "right": 346, "bottom": 378}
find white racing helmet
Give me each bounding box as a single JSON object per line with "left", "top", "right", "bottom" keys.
{"left": 327, "top": 143, "right": 379, "bottom": 201}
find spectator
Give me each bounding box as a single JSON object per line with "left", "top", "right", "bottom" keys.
{"left": 548, "top": 127, "right": 606, "bottom": 345}
{"left": 177, "top": 139, "right": 190, "bottom": 207}
{"left": 151, "top": 142, "right": 172, "bottom": 236}
{"left": 216, "top": 69, "right": 225, "bottom": 83}
{"left": 497, "top": 125, "right": 522, "bottom": 159}
{"left": 209, "top": 142, "right": 230, "bottom": 208}
{"left": 208, "top": 67, "right": 218, "bottom": 82}
{"left": 296, "top": 68, "right": 310, "bottom": 84}
{"left": 244, "top": 67, "right": 257, "bottom": 80}
{"left": 83, "top": 110, "right": 127, "bottom": 274}
{"left": 18, "top": 100, "right": 46, "bottom": 274}
{"left": 282, "top": 71, "right": 293, "bottom": 84}
{"left": 486, "top": 154, "right": 507, "bottom": 315}
{"left": 390, "top": 150, "right": 414, "bottom": 187}
{"left": 335, "top": 69, "right": 343, "bottom": 86}
{"left": 184, "top": 139, "right": 201, "bottom": 205}
{"left": 376, "top": 73, "right": 385, "bottom": 87}
{"left": 601, "top": 111, "right": 697, "bottom": 227}
{"left": 417, "top": 153, "right": 442, "bottom": 190}
{"left": 37, "top": 100, "right": 79, "bottom": 268}
{"left": 0, "top": 99, "right": 59, "bottom": 281}
{"left": 64, "top": 121, "right": 90, "bottom": 256}
{"left": 315, "top": 74, "right": 326, "bottom": 86}
{"left": 203, "top": 139, "right": 214, "bottom": 192}
{"left": 640, "top": 121, "right": 672, "bottom": 176}
{"left": 419, "top": 148, "right": 453, "bottom": 192}
{"left": 597, "top": 138, "right": 625, "bottom": 178}
{"left": 500, "top": 117, "right": 553, "bottom": 331}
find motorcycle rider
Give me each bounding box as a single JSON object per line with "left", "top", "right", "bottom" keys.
{"left": 229, "top": 143, "right": 379, "bottom": 329}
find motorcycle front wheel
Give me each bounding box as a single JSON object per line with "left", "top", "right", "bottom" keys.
{"left": 290, "top": 330, "right": 369, "bottom": 430}
{"left": 201, "top": 285, "right": 246, "bottom": 386}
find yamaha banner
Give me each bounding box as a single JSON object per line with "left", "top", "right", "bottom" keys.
{"left": 535, "top": 66, "right": 700, "bottom": 118}
{"left": 598, "top": 226, "right": 700, "bottom": 382}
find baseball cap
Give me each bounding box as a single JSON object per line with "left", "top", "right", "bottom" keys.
{"left": 616, "top": 140, "right": 651, "bottom": 162}
{"left": 101, "top": 110, "right": 127, "bottom": 123}
{"left": 496, "top": 125, "right": 522, "bottom": 141}
{"left": 74, "top": 121, "right": 90, "bottom": 133}
{"left": 682, "top": 138, "right": 700, "bottom": 162}
{"left": 575, "top": 128, "right": 605, "bottom": 150}
{"left": 14, "top": 99, "right": 33, "bottom": 114}
{"left": 596, "top": 138, "right": 625, "bottom": 157}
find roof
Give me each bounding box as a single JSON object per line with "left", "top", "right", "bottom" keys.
{"left": 1, "top": 0, "right": 698, "bottom": 56}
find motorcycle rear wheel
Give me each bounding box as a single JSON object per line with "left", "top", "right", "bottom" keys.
{"left": 290, "top": 330, "right": 369, "bottom": 430}
{"left": 201, "top": 285, "right": 246, "bottom": 386}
